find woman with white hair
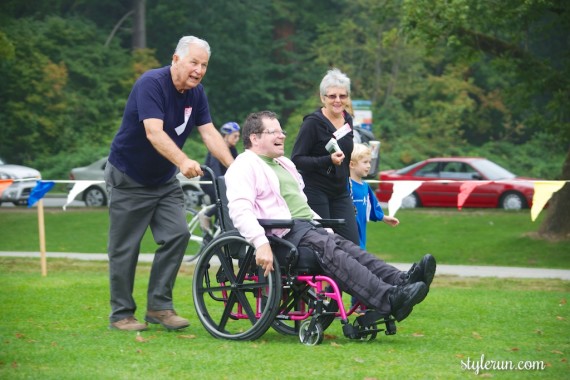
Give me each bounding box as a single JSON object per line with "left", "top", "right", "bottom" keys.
{"left": 291, "top": 68, "right": 359, "bottom": 245}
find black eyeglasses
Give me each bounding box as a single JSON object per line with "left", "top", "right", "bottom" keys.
{"left": 259, "top": 130, "right": 287, "bottom": 136}
{"left": 324, "top": 94, "right": 348, "bottom": 100}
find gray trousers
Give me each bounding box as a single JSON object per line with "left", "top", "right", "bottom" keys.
{"left": 294, "top": 224, "right": 406, "bottom": 314}
{"left": 105, "top": 163, "right": 190, "bottom": 322}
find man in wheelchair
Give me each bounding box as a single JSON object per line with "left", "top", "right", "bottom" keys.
{"left": 225, "top": 111, "right": 436, "bottom": 323}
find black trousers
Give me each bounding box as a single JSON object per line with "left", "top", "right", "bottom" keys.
{"left": 303, "top": 186, "right": 360, "bottom": 246}
{"left": 285, "top": 221, "right": 406, "bottom": 314}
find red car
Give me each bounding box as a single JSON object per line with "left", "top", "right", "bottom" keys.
{"left": 375, "top": 157, "right": 536, "bottom": 210}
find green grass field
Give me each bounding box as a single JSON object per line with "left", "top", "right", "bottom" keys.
{"left": 0, "top": 207, "right": 568, "bottom": 268}
{"left": 0, "top": 258, "right": 569, "bottom": 379}
{"left": 0, "top": 207, "right": 569, "bottom": 378}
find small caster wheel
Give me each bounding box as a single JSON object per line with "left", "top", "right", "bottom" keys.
{"left": 299, "top": 320, "right": 324, "bottom": 346}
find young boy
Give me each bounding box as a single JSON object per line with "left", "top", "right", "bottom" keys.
{"left": 349, "top": 143, "right": 400, "bottom": 309}
{"left": 350, "top": 143, "right": 399, "bottom": 249}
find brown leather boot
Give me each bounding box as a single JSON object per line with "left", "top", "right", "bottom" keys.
{"left": 145, "top": 309, "right": 189, "bottom": 330}
{"left": 109, "top": 316, "right": 148, "bottom": 331}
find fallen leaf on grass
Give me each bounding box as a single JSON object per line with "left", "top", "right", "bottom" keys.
{"left": 11, "top": 361, "right": 18, "bottom": 368}
{"left": 324, "top": 334, "right": 337, "bottom": 339}
{"left": 412, "top": 332, "right": 424, "bottom": 337}
{"left": 354, "top": 357, "right": 364, "bottom": 363}
{"left": 15, "top": 333, "right": 25, "bottom": 339}
{"left": 556, "top": 316, "right": 565, "bottom": 321}
{"left": 559, "top": 298, "right": 566, "bottom": 305}
{"left": 534, "top": 329, "right": 543, "bottom": 335}
{"left": 177, "top": 334, "right": 196, "bottom": 339}
{"left": 472, "top": 331, "right": 482, "bottom": 340}
{"left": 551, "top": 350, "right": 564, "bottom": 355}
{"left": 455, "top": 354, "right": 465, "bottom": 359}
{"left": 330, "top": 342, "right": 342, "bottom": 347}
{"left": 510, "top": 347, "right": 519, "bottom": 352}
{"left": 135, "top": 333, "right": 147, "bottom": 343}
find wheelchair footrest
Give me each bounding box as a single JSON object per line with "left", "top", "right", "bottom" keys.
{"left": 343, "top": 310, "right": 398, "bottom": 340}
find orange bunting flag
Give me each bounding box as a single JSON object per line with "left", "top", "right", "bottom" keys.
{"left": 530, "top": 181, "right": 566, "bottom": 221}
{"left": 0, "top": 179, "right": 14, "bottom": 198}
{"left": 388, "top": 181, "right": 422, "bottom": 217}
{"left": 457, "top": 181, "right": 491, "bottom": 210}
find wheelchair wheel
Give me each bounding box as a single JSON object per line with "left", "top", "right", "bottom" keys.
{"left": 193, "top": 231, "right": 282, "bottom": 341}
{"left": 299, "top": 320, "right": 324, "bottom": 346}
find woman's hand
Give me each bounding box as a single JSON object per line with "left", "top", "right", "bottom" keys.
{"left": 331, "top": 151, "right": 345, "bottom": 166}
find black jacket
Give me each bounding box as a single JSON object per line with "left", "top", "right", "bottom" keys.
{"left": 291, "top": 109, "right": 354, "bottom": 197}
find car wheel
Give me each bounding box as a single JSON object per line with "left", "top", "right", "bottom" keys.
{"left": 401, "top": 192, "right": 421, "bottom": 208}
{"left": 182, "top": 186, "right": 203, "bottom": 213}
{"left": 499, "top": 192, "right": 526, "bottom": 210}
{"left": 84, "top": 187, "right": 107, "bottom": 207}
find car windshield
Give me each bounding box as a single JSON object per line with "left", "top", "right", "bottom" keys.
{"left": 471, "top": 159, "right": 516, "bottom": 180}
{"left": 395, "top": 161, "right": 425, "bottom": 175}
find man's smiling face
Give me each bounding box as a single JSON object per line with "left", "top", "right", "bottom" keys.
{"left": 251, "top": 118, "right": 286, "bottom": 158}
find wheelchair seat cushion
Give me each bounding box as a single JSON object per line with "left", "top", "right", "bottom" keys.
{"left": 272, "top": 242, "right": 322, "bottom": 274}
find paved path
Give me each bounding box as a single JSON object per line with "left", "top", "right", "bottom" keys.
{"left": 1, "top": 251, "right": 569, "bottom": 280}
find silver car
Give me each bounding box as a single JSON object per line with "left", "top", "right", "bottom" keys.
{"left": 0, "top": 158, "right": 41, "bottom": 206}
{"left": 68, "top": 157, "right": 205, "bottom": 210}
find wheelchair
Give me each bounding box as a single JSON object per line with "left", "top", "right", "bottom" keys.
{"left": 192, "top": 167, "right": 397, "bottom": 345}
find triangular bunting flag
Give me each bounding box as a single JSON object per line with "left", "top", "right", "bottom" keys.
{"left": 457, "top": 181, "right": 491, "bottom": 210}
{"left": 530, "top": 181, "right": 566, "bottom": 221}
{"left": 388, "top": 181, "right": 422, "bottom": 217}
{"left": 63, "top": 181, "right": 102, "bottom": 210}
{"left": 0, "top": 179, "right": 14, "bottom": 198}
{"left": 27, "top": 181, "right": 55, "bottom": 207}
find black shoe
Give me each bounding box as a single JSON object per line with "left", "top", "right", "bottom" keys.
{"left": 388, "top": 282, "right": 428, "bottom": 322}
{"left": 406, "top": 254, "right": 436, "bottom": 288}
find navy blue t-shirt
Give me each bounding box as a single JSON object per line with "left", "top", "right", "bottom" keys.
{"left": 109, "top": 66, "right": 212, "bottom": 186}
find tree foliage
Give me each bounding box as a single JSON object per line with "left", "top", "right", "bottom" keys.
{"left": 0, "top": 0, "right": 566, "bottom": 197}
{"left": 401, "top": 0, "right": 570, "bottom": 238}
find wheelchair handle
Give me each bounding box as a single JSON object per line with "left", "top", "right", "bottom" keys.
{"left": 200, "top": 165, "right": 216, "bottom": 182}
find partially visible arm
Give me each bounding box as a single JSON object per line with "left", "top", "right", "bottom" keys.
{"left": 198, "top": 123, "right": 235, "bottom": 168}
{"left": 291, "top": 118, "right": 333, "bottom": 171}
{"left": 226, "top": 156, "right": 274, "bottom": 276}
{"left": 144, "top": 118, "right": 203, "bottom": 178}
{"left": 367, "top": 184, "right": 400, "bottom": 227}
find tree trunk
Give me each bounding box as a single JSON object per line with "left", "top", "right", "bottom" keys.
{"left": 132, "top": 0, "right": 146, "bottom": 50}
{"left": 538, "top": 146, "right": 570, "bottom": 240}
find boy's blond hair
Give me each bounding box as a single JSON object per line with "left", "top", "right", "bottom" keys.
{"left": 351, "top": 143, "right": 372, "bottom": 163}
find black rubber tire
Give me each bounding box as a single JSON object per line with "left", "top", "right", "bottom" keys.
{"left": 499, "top": 191, "right": 526, "bottom": 210}
{"left": 84, "top": 186, "right": 107, "bottom": 207}
{"left": 193, "top": 231, "right": 282, "bottom": 341}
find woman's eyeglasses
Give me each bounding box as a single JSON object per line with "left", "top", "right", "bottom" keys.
{"left": 324, "top": 94, "right": 348, "bottom": 100}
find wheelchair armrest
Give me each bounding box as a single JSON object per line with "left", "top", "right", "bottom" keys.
{"left": 258, "top": 218, "right": 345, "bottom": 229}
{"left": 258, "top": 219, "right": 295, "bottom": 229}
{"left": 314, "top": 219, "right": 345, "bottom": 228}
